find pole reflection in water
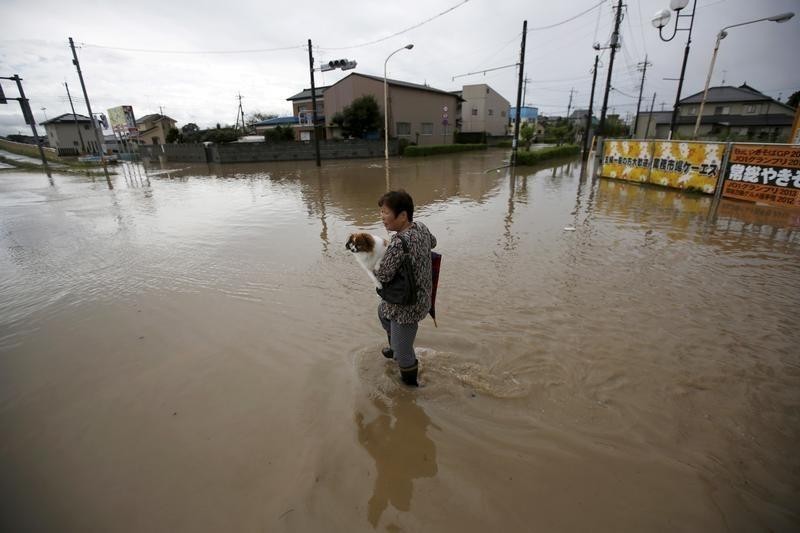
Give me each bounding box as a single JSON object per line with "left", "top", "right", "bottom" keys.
{"left": 356, "top": 395, "right": 438, "bottom": 527}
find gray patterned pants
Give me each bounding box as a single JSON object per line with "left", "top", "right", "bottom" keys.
{"left": 378, "top": 305, "right": 418, "bottom": 369}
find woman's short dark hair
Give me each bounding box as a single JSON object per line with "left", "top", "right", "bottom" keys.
{"left": 378, "top": 190, "right": 414, "bottom": 221}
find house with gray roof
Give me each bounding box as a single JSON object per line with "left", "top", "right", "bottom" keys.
{"left": 634, "top": 83, "right": 796, "bottom": 141}
{"left": 39, "top": 113, "right": 98, "bottom": 156}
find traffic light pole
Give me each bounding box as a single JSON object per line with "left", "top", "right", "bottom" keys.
{"left": 0, "top": 75, "right": 50, "bottom": 173}
{"left": 308, "top": 39, "right": 321, "bottom": 167}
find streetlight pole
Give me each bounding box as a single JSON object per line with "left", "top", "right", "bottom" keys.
{"left": 384, "top": 44, "right": 414, "bottom": 165}
{"left": 652, "top": 0, "right": 698, "bottom": 140}
{"left": 692, "top": 12, "right": 795, "bottom": 138}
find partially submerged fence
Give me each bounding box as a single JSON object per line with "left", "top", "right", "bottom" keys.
{"left": 599, "top": 139, "right": 800, "bottom": 209}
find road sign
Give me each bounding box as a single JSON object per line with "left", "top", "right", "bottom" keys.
{"left": 442, "top": 113, "right": 448, "bottom": 119}
{"left": 443, "top": 105, "right": 448, "bottom": 112}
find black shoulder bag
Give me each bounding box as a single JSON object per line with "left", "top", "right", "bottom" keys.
{"left": 376, "top": 234, "right": 417, "bottom": 305}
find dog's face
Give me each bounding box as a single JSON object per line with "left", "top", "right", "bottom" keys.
{"left": 345, "top": 232, "right": 375, "bottom": 253}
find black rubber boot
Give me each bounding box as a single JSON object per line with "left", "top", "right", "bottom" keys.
{"left": 381, "top": 347, "right": 394, "bottom": 359}
{"left": 399, "top": 363, "right": 418, "bottom": 387}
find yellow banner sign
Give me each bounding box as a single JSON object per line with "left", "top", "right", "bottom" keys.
{"left": 648, "top": 141, "right": 723, "bottom": 194}
{"left": 601, "top": 140, "right": 653, "bottom": 183}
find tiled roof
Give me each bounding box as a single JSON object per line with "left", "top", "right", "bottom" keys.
{"left": 287, "top": 86, "right": 332, "bottom": 101}
{"left": 40, "top": 113, "right": 92, "bottom": 125}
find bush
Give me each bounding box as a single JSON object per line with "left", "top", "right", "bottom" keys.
{"left": 514, "top": 145, "right": 580, "bottom": 166}
{"left": 264, "top": 125, "right": 295, "bottom": 143}
{"left": 494, "top": 140, "right": 513, "bottom": 148}
{"left": 403, "top": 143, "right": 487, "bottom": 157}
{"left": 454, "top": 131, "right": 487, "bottom": 144}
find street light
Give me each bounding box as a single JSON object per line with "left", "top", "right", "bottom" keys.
{"left": 692, "top": 12, "right": 795, "bottom": 138}
{"left": 384, "top": 44, "right": 414, "bottom": 164}
{"left": 652, "top": 0, "right": 697, "bottom": 139}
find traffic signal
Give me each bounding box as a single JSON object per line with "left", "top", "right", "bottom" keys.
{"left": 320, "top": 59, "right": 357, "bottom": 72}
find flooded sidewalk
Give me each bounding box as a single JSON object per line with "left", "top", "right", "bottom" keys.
{"left": 1, "top": 150, "right": 798, "bottom": 532}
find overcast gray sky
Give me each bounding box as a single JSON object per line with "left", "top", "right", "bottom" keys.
{"left": 1, "top": 0, "right": 798, "bottom": 136}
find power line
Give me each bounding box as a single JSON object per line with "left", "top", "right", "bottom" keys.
{"left": 81, "top": 42, "right": 306, "bottom": 55}
{"left": 319, "top": 0, "right": 471, "bottom": 50}
{"left": 527, "top": 0, "right": 608, "bottom": 32}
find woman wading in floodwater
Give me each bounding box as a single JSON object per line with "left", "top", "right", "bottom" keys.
{"left": 375, "top": 190, "right": 437, "bottom": 387}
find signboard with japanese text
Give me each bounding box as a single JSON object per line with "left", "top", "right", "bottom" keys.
{"left": 107, "top": 105, "right": 137, "bottom": 136}
{"left": 601, "top": 140, "right": 653, "bottom": 183}
{"left": 648, "top": 141, "right": 723, "bottom": 194}
{"left": 721, "top": 143, "right": 800, "bottom": 208}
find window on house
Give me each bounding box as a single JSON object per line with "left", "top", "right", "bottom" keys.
{"left": 471, "top": 108, "right": 478, "bottom": 116}
{"left": 396, "top": 122, "right": 411, "bottom": 136}
{"left": 684, "top": 106, "right": 697, "bottom": 116}
{"left": 745, "top": 104, "right": 755, "bottom": 113}
{"left": 488, "top": 109, "right": 494, "bottom": 116}
{"left": 714, "top": 106, "right": 730, "bottom": 115}
{"left": 421, "top": 123, "right": 433, "bottom": 135}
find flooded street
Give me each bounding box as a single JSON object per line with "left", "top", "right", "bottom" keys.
{"left": 1, "top": 149, "right": 799, "bottom": 532}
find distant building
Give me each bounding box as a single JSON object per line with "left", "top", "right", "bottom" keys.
{"left": 453, "top": 84, "right": 510, "bottom": 136}
{"left": 323, "top": 73, "right": 459, "bottom": 145}
{"left": 136, "top": 114, "right": 177, "bottom": 145}
{"left": 253, "top": 116, "right": 300, "bottom": 135}
{"left": 509, "top": 106, "right": 538, "bottom": 126}
{"left": 286, "top": 85, "right": 330, "bottom": 141}
{"left": 40, "top": 113, "right": 98, "bottom": 155}
{"left": 635, "top": 83, "right": 796, "bottom": 141}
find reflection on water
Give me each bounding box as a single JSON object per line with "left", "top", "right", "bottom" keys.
{"left": 356, "top": 395, "right": 437, "bottom": 527}
{"left": 1, "top": 150, "right": 799, "bottom": 531}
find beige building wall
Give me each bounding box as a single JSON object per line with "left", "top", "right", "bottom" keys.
{"left": 460, "top": 84, "right": 510, "bottom": 136}
{"left": 45, "top": 122, "right": 98, "bottom": 154}
{"left": 138, "top": 117, "right": 177, "bottom": 145}
{"left": 323, "top": 74, "right": 459, "bottom": 145}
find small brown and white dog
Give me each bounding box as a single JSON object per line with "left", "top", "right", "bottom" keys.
{"left": 346, "top": 232, "right": 389, "bottom": 289}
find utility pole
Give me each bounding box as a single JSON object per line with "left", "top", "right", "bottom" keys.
{"left": 582, "top": 54, "right": 599, "bottom": 160}
{"left": 308, "top": 39, "right": 321, "bottom": 167}
{"left": 598, "top": 0, "right": 623, "bottom": 137}
{"left": 1, "top": 75, "right": 50, "bottom": 172}
{"left": 644, "top": 92, "right": 656, "bottom": 140}
{"left": 234, "top": 93, "right": 247, "bottom": 134}
{"left": 64, "top": 81, "right": 86, "bottom": 153}
{"left": 69, "top": 37, "right": 103, "bottom": 155}
{"left": 511, "top": 20, "right": 527, "bottom": 166}
{"left": 566, "top": 88, "right": 575, "bottom": 119}
{"left": 522, "top": 77, "right": 531, "bottom": 107}
{"left": 633, "top": 54, "right": 651, "bottom": 138}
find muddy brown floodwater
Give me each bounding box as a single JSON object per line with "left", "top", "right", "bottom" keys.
{"left": 1, "top": 150, "right": 798, "bottom": 532}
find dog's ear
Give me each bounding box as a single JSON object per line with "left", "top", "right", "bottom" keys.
{"left": 354, "top": 233, "right": 374, "bottom": 253}
{"left": 345, "top": 234, "right": 355, "bottom": 251}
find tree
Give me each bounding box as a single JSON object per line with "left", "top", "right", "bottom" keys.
{"left": 263, "top": 125, "right": 295, "bottom": 143}
{"left": 247, "top": 111, "right": 279, "bottom": 126}
{"left": 202, "top": 127, "right": 239, "bottom": 143}
{"left": 787, "top": 90, "right": 800, "bottom": 109}
{"left": 181, "top": 123, "right": 199, "bottom": 135}
{"left": 331, "top": 95, "right": 382, "bottom": 139}
{"left": 165, "top": 127, "right": 181, "bottom": 143}
{"left": 519, "top": 122, "right": 534, "bottom": 147}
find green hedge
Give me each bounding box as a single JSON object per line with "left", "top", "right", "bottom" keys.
{"left": 514, "top": 145, "right": 580, "bottom": 166}
{"left": 494, "top": 140, "right": 512, "bottom": 148}
{"left": 403, "top": 143, "right": 487, "bottom": 157}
